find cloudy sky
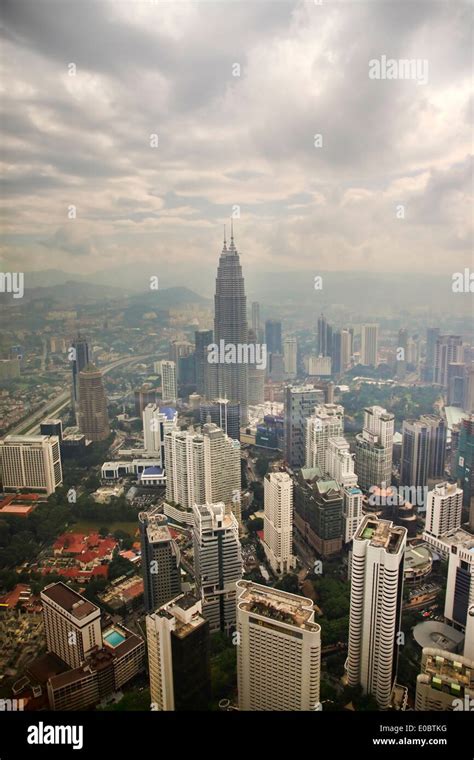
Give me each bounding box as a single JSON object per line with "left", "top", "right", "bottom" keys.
{"left": 0, "top": 0, "right": 472, "bottom": 286}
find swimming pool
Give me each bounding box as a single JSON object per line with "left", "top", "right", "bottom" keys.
{"left": 104, "top": 629, "right": 126, "bottom": 647}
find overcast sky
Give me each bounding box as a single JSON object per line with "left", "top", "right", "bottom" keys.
{"left": 0, "top": 0, "right": 472, "bottom": 283}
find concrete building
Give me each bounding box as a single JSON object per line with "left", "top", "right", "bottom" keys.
{"left": 0, "top": 434, "right": 62, "bottom": 495}
{"left": 146, "top": 593, "right": 211, "bottom": 711}
{"left": 77, "top": 364, "right": 110, "bottom": 442}
{"left": 263, "top": 472, "right": 296, "bottom": 574}
{"left": 326, "top": 436, "right": 363, "bottom": 544}
{"left": 193, "top": 502, "right": 242, "bottom": 635}
{"left": 305, "top": 403, "right": 344, "bottom": 471}
{"left": 355, "top": 406, "right": 394, "bottom": 492}
{"left": 444, "top": 533, "right": 474, "bottom": 632}
{"left": 139, "top": 510, "right": 181, "bottom": 613}
{"left": 161, "top": 360, "right": 178, "bottom": 405}
{"left": 360, "top": 324, "right": 378, "bottom": 366}
{"left": 142, "top": 403, "right": 177, "bottom": 464}
{"left": 347, "top": 515, "right": 407, "bottom": 709}
{"left": 283, "top": 336, "right": 298, "bottom": 377}
{"left": 434, "top": 335, "right": 463, "bottom": 387}
{"left": 236, "top": 580, "right": 321, "bottom": 711}
{"left": 294, "top": 468, "right": 344, "bottom": 558}
{"left": 415, "top": 648, "right": 474, "bottom": 711}
{"left": 425, "top": 482, "right": 463, "bottom": 539}
{"left": 200, "top": 398, "right": 240, "bottom": 441}
{"left": 284, "top": 385, "right": 324, "bottom": 468}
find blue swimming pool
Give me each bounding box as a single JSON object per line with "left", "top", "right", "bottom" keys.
{"left": 104, "top": 629, "right": 126, "bottom": 647}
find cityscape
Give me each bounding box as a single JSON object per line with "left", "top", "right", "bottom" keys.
{"left": 0, "top": 0, "right": 472, "bottom": 753}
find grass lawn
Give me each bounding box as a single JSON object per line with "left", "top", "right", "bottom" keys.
{"left": 67, "top": 520, "right": 139, "bottom": 537}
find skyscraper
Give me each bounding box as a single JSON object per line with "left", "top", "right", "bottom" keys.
{"left": 236, "top": 580, "right": 321, "bottom": 711}
{"left": 360, "top": 324, "right": 378, "bottom": 366}
{"left": 251, "top": 301, "right": 261, "bottom": 337}
{"left": 265, "top": 319, "right": 282, "bottom": 354}
{"left": 400, "top": 419, "right": 431, "bottom": 495}
{"left": 263, "top": 472, "right": 296, "bottom": 574}
{"left": 283, "top": 336, "right": 298, "bottom": 377}
{"left": 194, "top": 330, "right": 213, "bottom": 397}
{"left": 424, "top": 327, "right": 440, "bottom": 382}
{"left": 77, "top": 364, "right": 110, "bottom": 442}
{"left": 284, "top": 385, "right": 323, "bottom": 468}
{"left": 41, "top": 582, "right": 102, "bottom": 669}
{"left": 0, "top": 434, "right": 62, "bottom": 495}
{"left": 146, "top": 593, "right": 211, "bottom": 711}
{"left": 161, "top": 360, "right": 178, "bottom": 405}
{"left": 247, "top": 327, "right": 265, "bottom": 404}
{"left": 341, "top": 329, "right": 353, "bottom": 371}
{"left": 139, "top": 510, "right": 181, "bottom": 613}
{"left": 331, "top": 330, "right": 342, "bottom": 376}
{"left": 213, "top": 228, "right": 249, "bottom": 423}
{"left": 434, "top": 335, "right": 462, "bottom": 387}
{"left": 444, "top": 533, "right": 474, "bottom": 631}
{"left": 425, "top": 482, "right": 463, "bottom": 539}
{"left": 326, "top": 436, "right": 363, "bottom": 544}
{"left": 193, "top": 502, "right": 242, "bottom": 634}
{"left": 419, "top": 414, "right": 447, "bottom": 478}
{"left": 199, "top": 398, "right": 240, "bottom": 441}
{"left": 317, "top": 313, "right": 332, "bottom": 357}
{"left": 142, "top": 403, "right": 178, "bottom": 464}
{"left": 347, "top": 515, "right": 407, "bottom": 709}
{"left": 456, "top": 414, "right": 474, "bottom": 522}
{"left": 354, "top": 406, "right": 394, "bottom": 491}
{"left": 415, "top": 648, "right": 474, "bottom": 711}
{"left": 71, "top": 335, "right": 90, "bottom": 409}
{"left": 202, "top": 423, "right": 241, "bottom": 521}
{"left": 305, "top": 402, "right": 344, "bottom": 470}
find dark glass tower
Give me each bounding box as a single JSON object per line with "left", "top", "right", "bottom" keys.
{"left": 213, "top": 228, "right": 249, "bottom": 423}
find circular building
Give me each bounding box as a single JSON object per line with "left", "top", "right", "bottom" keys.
{"left": 413, "top": 621, "right": 464, "bottom": 653}
{"left": 404, "top": 545, "right": 433, "bottom": 584}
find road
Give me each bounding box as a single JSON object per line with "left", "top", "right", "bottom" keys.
{"left": 7, "top": 354, "right": 153, "bottom": 436}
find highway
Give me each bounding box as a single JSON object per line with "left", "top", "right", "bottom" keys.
{"left": 7, "top": 354, "right": 153, "bottom": 436}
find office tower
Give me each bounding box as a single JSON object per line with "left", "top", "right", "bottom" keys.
{"left": 195, "top": 330, "right": 213, "bottom": 396}
{"left": 284, "top": 385, "right": 323, "bottom": 468}
{"left": 434, "top": 335, "right": 463, "bottom": 387}
{"left": 76, "top": 364, "right": 110, "bottom": 442}
{"left": 263, "top": 472, "right": 296, "bottom": 574}
{"left": 331, "top": 330, "right": 342, "bottom": 375}
{"left": 465, "top": 604, "right": 474, "bottom": 661}
{"left": 447, "top": 362, "right": 465, "bottom": 406}
{"left": 143, "top": 404, "right": 177, "bottom": 464}
{"left": 251, "top": 301, "right": 260, "bottom": 336}
{"left": 424, "top": 327, "right": 440, "bottom": 382}
{"left": 283, "top": 336, "right": 298, "bottom": 377}
{"left": 326, "top": 436, "right": 363, "bottom": 543}
{"left": 265, "top": 319, "right": 282, "bottom": 355}
{"left": 161, "top": 360, "right": 178, "bottom": 405}
{"left": 134, "top": 384, "right": 158, "bottom": 417}
{"left": 139, "top": 510, "right": 181, "bottom": 613}
{"left": 317, "top": 313, "right": 332, "bottom": 357}
{"left": 415, "top": 648, "right": 474, "bottom": 711}
{"left": 202, "top": 423, "right": 241, "bottom": 521}
{"left": 341, "top": 329, "right": 352, "bottom": 371}
{"left": 400, "top": 419, "right": 431, "bottom": 497}
{"left": 347, "top": 515, "right": 407, "bottom": 709}
{"left": 178, "top": 353, "right": 196, "bottom": 386}
{"left": 425, "top": 482, "right": 463, "bottom": 539}
{"left": 419, "top": 414, "right": 447, "bottom": 478}
{"left": 40, "top": 418, "right": 63, "bottom": 441}
{"left": 71, "top": 335, "right": 90, "bottom": 408}
{"left": 456, "top": 415, "right": 474, "bottom": 520}
{"left": 396, "top": 328, "right": 408, "bottom": 379}
{"left": 444, "top": 536, "right": 474, "bottom": 631}
{"left": 305, "top": 355, "right": 332, "bottom": 376}
{"left": 169, "top": 340, "right": 194, "bottom": 382}
{"left": 0, "top": 434, "right": 62, "bottom": 495}
{"left": 360, "top": 324, "right": 378, "bottom": 366}
{"left": 463, "top": 367, "right": 474, "bottom": 414}
{"left": 41, "top": 582, "right": 102, "bottom": 669}
{"left": 268, "top": 351, "right": 285, "bottom": 381}
{"left": 354, "top": 406, "right": 394, "bottom": 492}
{"left": 305, "top": 403, "right": 344, "bottom": 470}
{"left": 193, "top": 502, "right": 242, "bottom": 634}
{"left": 213, "top": 229, "right": 249, "bottom": 423}
{"left": 200, "top": 398, "right": 240, "bottom": 441}
{"left": 247, "top": 328, "right": 265, "bottom": 404}
{"left": 146, "top": 593, "right": 211, "bottom": 711}
{"left": 236, "top": 580, "right": 321, "bottom": 711}
{"left": 293, "top": 468, "right": 343, "bottom": 558}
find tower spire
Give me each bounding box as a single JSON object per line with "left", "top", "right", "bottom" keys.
{"left": 229, "top": 218, "right": 236, "bottom": 251}
{"left": 222, "top": 223, "right": 228, "bottom": 252}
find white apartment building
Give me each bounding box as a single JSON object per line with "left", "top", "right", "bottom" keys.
{"left": 142, "top": 403, "right": 178, "bottom": 463}
{"left": 283, "top": 336, "right": 298, "bottom": 377}
{"left": 347, "top": 515, "right": 407, "bottom": 709}
{"left": 263, "top": 472, "right": 296, "bottom": 574}
{"left": 305, "top": 403, "right": 344, "bottom": 470}
{"left": 425, "top": 481, "right": 463, "bottom": 539}
{"left": 326, "top": 436, "right": 363, "bottom": 544}
{"left": 360, "top": 324, "right": 378, "bottom": 366}
{"left": 0, "top": 434, "right": 62, "bottom": 495}
{"left": 236, "top": 580, "right": 322, "bottom": 711}
{"left": 161, "top": 360, "right": 178, "bottom": 404}
{"left": 41, "top": 582, "right": 102, "bottom": 669}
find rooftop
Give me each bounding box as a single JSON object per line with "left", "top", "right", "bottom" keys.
{"left": 236, "top": 580, "right": 320, "bottom": 632}
{"left": 355, "top": 515, "right": 406, "bottom": 554}
{"left": 41, "top": 582, "right": 99, "bottom": 620}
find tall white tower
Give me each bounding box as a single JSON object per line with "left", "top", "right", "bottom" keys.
{"left": 161, "top": 360, "right": 178, "bottom": 405}
{"left": 425, "top": 482, "right": 463, "bottom": 539}
{"left": 347, "top": 515, "right": 407, "bottom": 709}
{"left": 326, "top": 436, "right": 363, "bottom": 544}
{"left": 305, "top": 403, "right": 344, "bottom": 470}
{"left": 263, "top": 472, "right": 296, "bottom": 574}
{"left": 360, "top": 324, "right": 378, "bottom": 366}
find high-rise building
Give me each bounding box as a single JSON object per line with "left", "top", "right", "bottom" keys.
{"left": 247, "top": 328, "right": 265, "bottom": 404}
{"left": 139, "top": 510, "right": 181, "bottom": 613}
{"left": 360, "top": 324, "right": 378, "bottom": 366}
{"left": 142, "top": 404, "right": 178, "bottom": 464}
{"left": 284, "top": 385, "right": 323, "bottom": 468}
{"left": 331, "top": 330, "right": 342, "bottom": 376}
{"left": 305, "top": 403, "right": 344, "bottom": 470}
{"left": 41, "top": 582, "right": 102, "bottom": 670}
{"left": 347, "top": 515, "right": 407, "bottom": 709}
{"left": 263, "top": 472, "right": 296, "bottom": 574}
{"left": 213, "top": 229, "right": 249, "bottom": 423}
{"left": 194, "top": 330, "right": 213, "bottom": 397}
{"left": 71, "top": 335, "right": 90, "bottom": 409}
{"left": 424, "top": 327, "right": 440, "bottom": 383}
{"left": 444, "top": 534, "right": 474, "bottom": 631}
{"left": 447, "top": 362, "right": 465, "bottom": 406}
{"left": 465, "top": 604, "right": 474, "bottom": 661}
{"left": 326, "top": 436, "right": 363, "bottom": 543}
{"left": 341, "top": 329, "right": 353, "bottom": 371}
{"left": 200, "top": 398, "right": 240, "bottom": 441}
{"left": 146, "top": 593, "right": 211, "bottom": 711}
{"left": 193, "top": 502, "right": 242, "bottom": 634}
{"left": 415, "top": 648, "right": 474, "bottom": 711}
{"left": 202, "top": 423, "right": 241, "bottom": 521}
{"left": 317, "top": 314, "right": 332, "bottom": 357}
{"left": 0, "top": 434, "right": 62, "bottom": 495}
{"left": 161, "top": 360, "right": 178, "bottom": 405}
{"left": 283, "top": 336, "right": 298, "bottom": 377}
{"left": 265, "top": 319, "right": 282, "bottom": 355}
{"left": 236, "top": 580, "right": 321, "bottom": 711}
{"left": 40, "top": 418, "right": 63, "bottom": 441}
{"left": 251, "top": 301, "right": 261, "bottom": 337}
{"left": 456, "top": 414, "right": 474, "bottom": 520}
{"left": 294, "top": 468, "right": 344, "bottom": 558}
{"left": 169, "top": 340, "right": 194, "bottom": 382}
{"left": 463, "top": 366, "right": 474, "bottom": 414}
{"left": 268, "top": 352, "right": 285, "bottom": 382}
{"left": 77, "top": 364, "right": 110, "bottom": 442}
{"left": 425, "top": 482, "right": 463, "bottom": 539}
{"left": 419, "top": 414, "right": 447, "bottom": 478}
{"left": 400, "top": 419, "right": 431, "bottom": 496}
{"left": 354, "top": 406, "right": 394, "bottom": 491}
{"left": 434, "top": 335, "right": 462, "bottom": 387}
{"left": 396, "top": 328, "right": 408, "bottom": 379}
